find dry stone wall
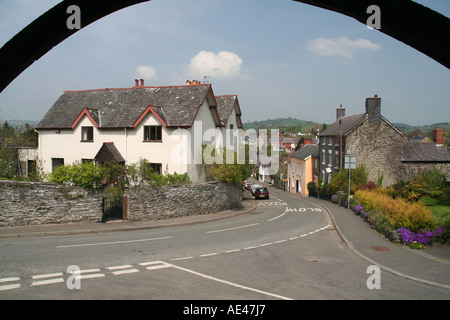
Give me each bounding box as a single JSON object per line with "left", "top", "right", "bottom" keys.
{"left": 0, "top": 180, "right": 242, "bottom": 227}
{"left": 0, "top": 180, "right": 103, "bottom": 226}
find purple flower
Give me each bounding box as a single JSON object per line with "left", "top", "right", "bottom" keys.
{"left": 355, "top": 205, "right": 364, "bottom": 214}
{"left": 397, "top": 226, "right": 445, "bottom": 246}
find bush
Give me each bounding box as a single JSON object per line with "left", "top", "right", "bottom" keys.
{"left": 354, "top": 189, "right": 438, "bottom": 233}
{"left": 330, "top": 165, "right": 368, "bottom": 197}
{"left": 307, "top": 181, "right": 317, "bottom": 197}
{"left": 48, "top": 161, "right": 104, "bottom": 188}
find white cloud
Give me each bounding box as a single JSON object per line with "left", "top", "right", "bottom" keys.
{"left": 188, "top": 51, "right": 246, "bottom": 79}
{"left": 135, "top": 65, "right": 158, "bottom": 80}
{"left": 307, "top": 37, "right": 380, "bottom": 58}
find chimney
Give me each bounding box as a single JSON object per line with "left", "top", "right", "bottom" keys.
{"left": 365, "top": 94, "right": 381, "bottom": 124}
{"left": 135, "top": 79, "right": 139, "bottom": 87}
{"left": 336, "top": 104, "right": 345, "bottom": 120}
{"left": 433, "top": 128, "right": 443, "bottom": 145}
{"left": 186, "top": 80, "right": 192, "bottom": 86}
{"left": 140, "top": 79, "right": 144, "bottom": 86}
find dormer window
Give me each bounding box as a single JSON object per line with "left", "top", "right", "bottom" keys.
{"left": 81, "top": 126, "right": 93, "bottom": 142}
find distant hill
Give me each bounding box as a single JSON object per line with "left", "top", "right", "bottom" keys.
{"left": 243, "top": 117, "right": 449, "bottom": 135}
{"left": 243, "top": 117, "right": 325, "bottom": 133}
{"left": 392, "top": 122, "right": 450, "bottom": 134}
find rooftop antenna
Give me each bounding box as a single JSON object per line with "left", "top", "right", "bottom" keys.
{"left": 203, "top": 76, "right": 211, "bottom": 84}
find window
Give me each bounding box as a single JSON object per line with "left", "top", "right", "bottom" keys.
{"left": 52, "top": 158, "right": 64, "bottom": 172}
{"left": 144, "top": 126, "right": 162, "bottom": 141}
{"left": 81, "top": 126, "right": 93, "bottom": 142}
{"left": 150, "top": 163, "right": 162, "bottom": 174}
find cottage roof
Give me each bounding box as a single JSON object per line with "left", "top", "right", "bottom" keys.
{"left": 290, "top": 144, "right": 319, "bottom": 160}
{"left": 37, "top": 84, "right": 221, "bottom": 129}
{"left": 401, "top": 142, "right": 450, "bottom": 162}
{"left": 215, "top": 95, "right": 243, "bottom": 129}
{"left": 320, "top": 113, "right": 366, "bottom": 136}
{"left": 95, "top": 142, "right": 125, "bottom": 163}
{"left": 320, "top": 113, "right": 403, "bottom": 137}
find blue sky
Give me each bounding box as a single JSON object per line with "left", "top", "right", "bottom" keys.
{"left": 0, "top": 0, "right": 449, "bottom": 126}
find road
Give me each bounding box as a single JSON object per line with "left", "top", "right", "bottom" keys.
{"left": 1, "top": 186, "right": 449, "bottom": 301}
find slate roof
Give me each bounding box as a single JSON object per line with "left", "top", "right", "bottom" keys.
{"left": 320, "top": 113, "right": 367, "bottom": 136}
{"left": 94, "top": 142, "right": 125, "bottom": 163}
{"left": 290, "top": 144, "right": 319, "bottom": 160}
{"left": 215, "top": 95, "right": 243, "bottom": 129}
{"left": 401, "top": 142, "right": 450, "bottom": 162}
{"left": 37, "top": 84, "right": 220, "bottom": 129}
{"left": 320, "top": 113, "right": 403, "bottom": 137}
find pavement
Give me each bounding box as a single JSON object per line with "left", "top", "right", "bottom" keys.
{"left": 1, "top": 185, "right": 449, "bottom": 291}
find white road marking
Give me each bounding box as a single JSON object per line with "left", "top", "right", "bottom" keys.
{"left": 0, "top": 277, "right": 20, "bottom": 283}
{"left": 199, "top": 252, "right": 218, "bottom": 257}
{"left": 206, "top": 223, "right": 259, "bottom": 234}
{"left": 167, "top": 262, "right": 293, "bottom": 300}
{"left": 224, "top": 249, "right": 240, "bottom": 253}
{"left": 32, "top": 272, "right": 63, "bottom": 279}
{"left": 106, "top": 265, "right": 133, "bottom": 271}
{"left": 138, "top": 261, "right": 167, "bottom": 266}
{"left": 111, "top": 269, "right": 139, "bottom": 275}
{"left": 146, "top": 264, "right": 171, "bottom": 271}
{"left": 268, "top": 207, "right": 288, "bottom": 222}
{"left": 31, "top": 278, "right": 64, "bottom": 286}
{"left": 0, "top": 283, "right": 21, "bottom": 291}
{"left": 56, "top": 236, "right": 173, "bottom": 248}
{"left": 171, "top": 256, "right": 194, "bottom": 261}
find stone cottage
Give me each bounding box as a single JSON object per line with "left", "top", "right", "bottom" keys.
{"left": 319, "top": 95, "right": 404, "bottom": 186}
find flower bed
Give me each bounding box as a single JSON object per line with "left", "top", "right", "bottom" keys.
{"left": 350, "top": 189, "right": 445, "bottom": 249}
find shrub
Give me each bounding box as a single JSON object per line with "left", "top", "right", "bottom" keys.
{"left": 354, "top": 189, "right": 438, "bottom": 233}
{"left": 330, "top": 165, "right": 368, "bottom": 197}
{"left": 48, "top": 161, "right": 104, "bottom": 188}
{"left": 307, "top": 181, "right": 317, "bottom": 197}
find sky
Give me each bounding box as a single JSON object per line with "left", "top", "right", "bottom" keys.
{"left": 0, "top": 0, "right": 449, "bottom": 126}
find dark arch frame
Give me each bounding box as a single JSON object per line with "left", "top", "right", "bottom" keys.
{"left": 0, "top": 0, "right": 449, "bottom": 94}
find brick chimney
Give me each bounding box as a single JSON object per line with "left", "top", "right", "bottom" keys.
{"left": 336, "top": 104, "right": 345, "bottom": 120}
{"left": 433, "top": 128, "right": 443, "bottom": 145}
{"left": 365, "top": 94, "right": 381, "bottom": 124}
{"left": 140, "top": 79, "right": 144, "bottom": 86}
{"left": 134, "top": 79, "right": 139, "bottom": 87}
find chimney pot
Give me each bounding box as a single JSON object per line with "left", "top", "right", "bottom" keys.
{"left": 140, "top": 79, "right": 144, "bottom": 86}
{"left": 135, "top": 79, "right": 139, "bottom": 87}
{"left": 336, "top": 104, "right": 345, "bottom": 120}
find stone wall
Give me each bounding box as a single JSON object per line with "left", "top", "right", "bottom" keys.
{"left": 0, "top": 180, "right": 242, "bottom": 227}
{"left": 126, "top": 181, "right": 242, "bottom": 221}
{"left": 346, "top": 120, "right": 404, "bottom": 187}
{"left": 0, "top": 180, "right": 103, "bottom": 227}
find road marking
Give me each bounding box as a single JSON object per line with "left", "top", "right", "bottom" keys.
{"left": 106, "top": 265, "right": 133, "bottom": 271}
{"left": 199, "top": 252, "right": 218, "bottom": 257}
{"left": 268, "top": 207, "right": 288, "bottom": 222}
{"left": 167, "top": 262, "right": 293, "bottom": 300}
{"left": 146, "top": 264, "right": 171, "bottom": 271}
{"left": 0, "top": 277, "right": 20, "bottom": 283}
{"left": 171, "top": 256, "right": 194, "bottom": 261}
{"left": 244, "top": 246, "right": 257, "bottom": 250}
{"left": 138, "top": 261, "right": 167, "bottom": 266}
{"left": 206, "top": 223, "right": 259, "bottom": 234}
{"left": 0, "top": 283, "right": 21, "bottom": 291}
{"left": 68, "top": 268, "right": 105, "bottom": 279}
{"left": 224, "top": 249, "right": 240, "bottom": 253}
{"left": 31, "top": 278, "right": 64, "bottom": 286}
{"left": 0, "top": 277, "right": 21, "bottom": 291}
{"left": 56, "top": 236, "right": 173, "bottom": 248}
{"left": 32, "top": 272, "right": 63, "bottom": 279}
{"left": 111, "top": 269, "right": 139, "bottom": 275}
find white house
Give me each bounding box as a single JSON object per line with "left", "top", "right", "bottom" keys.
{"left": 215, "top": 95, "right": 244, "bottom": 153}
{"left": 36, "top": 80, "right": 243, "bottom": 183}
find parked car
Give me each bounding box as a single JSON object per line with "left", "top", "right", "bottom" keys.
{"left": 245, "top": 182, "right": 253, "bottom": 191}
{"left": 250, "top": 184, "right": 263, "bottom": 195}
{"left": 254, "top": 187, "right": 269, "bottom": 199}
